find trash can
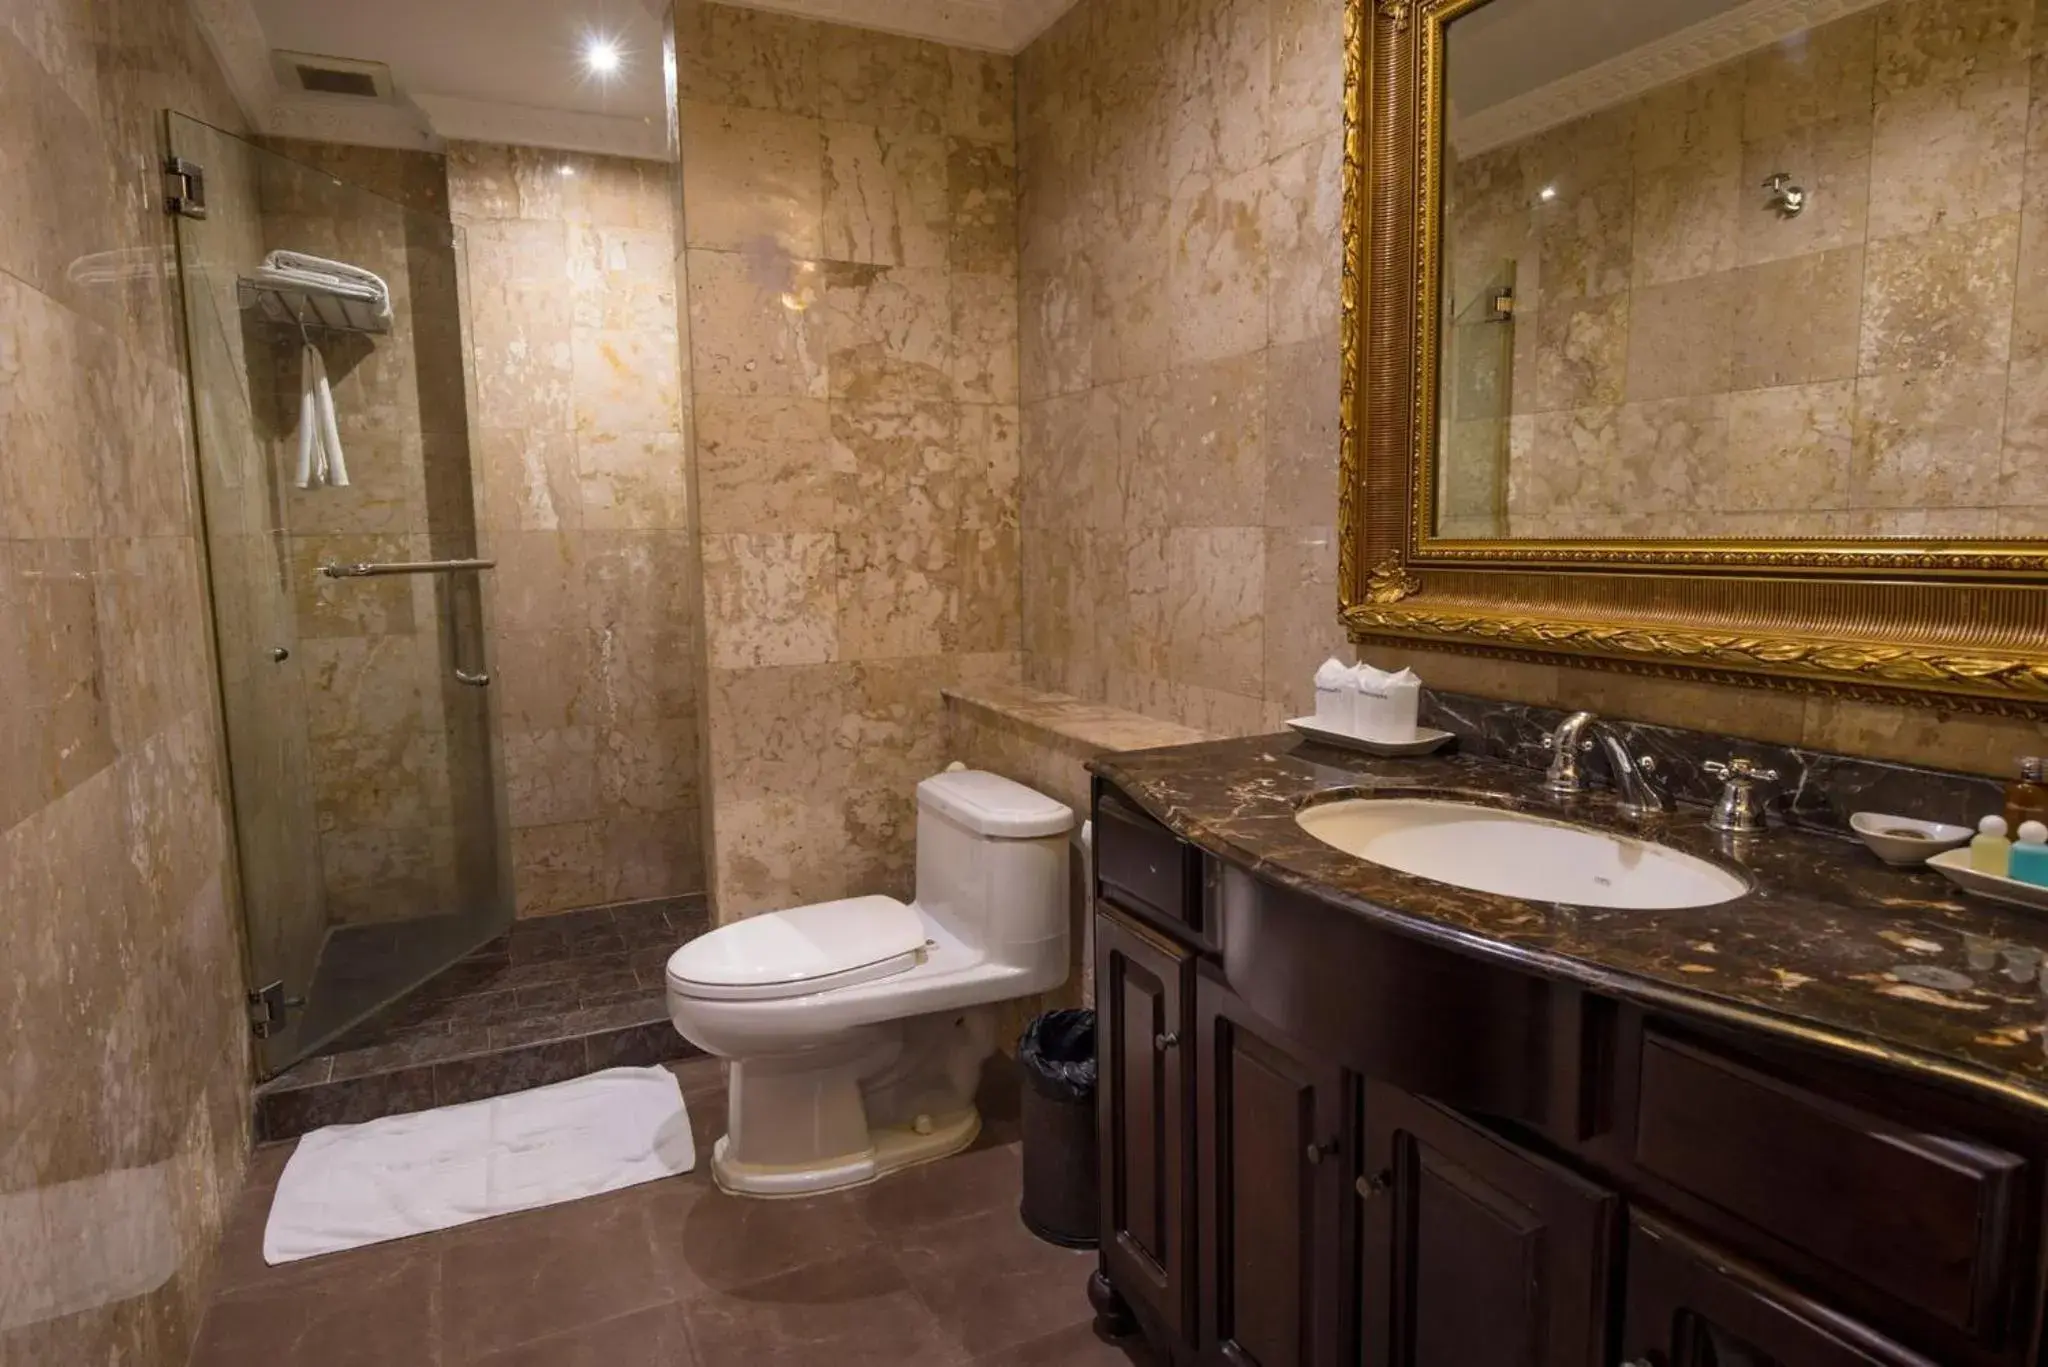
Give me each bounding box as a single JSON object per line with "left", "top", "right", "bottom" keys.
{"left": 1017, "top": 1008, "right": 1098, "bottom": 1248}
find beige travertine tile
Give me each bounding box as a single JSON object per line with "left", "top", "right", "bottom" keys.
{"left": 1867, "top": 69, "right": 2026, "bottom": 239}
{"left": 957, "top": 526, "right": 1022, "bottom": 652}
{"left": 1165, "top": 526, "right": 1263, "bottom": 695}
{"left": 1625, "top": 274, "right": 1734, "bottom": 401}
{"left": 678, "top": 101, "right": 825, "bottom": 256}
{"left": 1872, "top": 0, "right": 2032, "bottom": 96}
{"left": 686, "top": 248, "right": 829, "bottom": 398}
{"left": 511, "top": 820, "right": 608, "bottom": 915}
{"left": 1803, "top": 695, "right": 2048, "bottom": 777}
{"left": 1269, "top": 0, "right": 1344, "bottom": 153}
{"left": 1264, "top": 131, "right": 1342, "bottom": 345}
{"left": 951, "top": 270, "right": 1020, "bottom": 404}
{"left": 960, "top": 403, "right": 1022, "bottom": 530}
{"left": 1532, "top": 293, "right": 1629, "bottom": 410}
{"left": 585, "top": 532, "right": 698, "bottom": 719}
{"left": 1730, "top": 246, "right": 1864, "bottom": 389}
{"left": 948, "top": 138, "right": 1018, "bottom": 274}
{"left": 1632, "top": 62, "right": 1743, "bottom": 178}
{"left": 1849, "top": 367, "right": 2008, "bottom": 506}
{"left": 1507, "top": 407, "right": 1623, "bottom": 518}
{"left": 836, "top": 528, "right": 959, "bottom": 658}
{"left": 572, "top": 325, "right": 682, "bottom": 435}
{"left": 818, "top": 26, "right": 951, "bottom": 136}
{"left": 1259, "top": 526, "right": 1342, "bottom": 715}
{"left": 696, "top": 395, "right": 838, "bottom": 533}
{"left": 1168, "top": 165, "right": 1270, "bottom": 366}
{"left": 713, "top": 793, "right": 856, "bottom": 918}
{"left": 569, "top": 224, "right": 676, "bottom": 333}
{"left": 488, "top": 530, "right": 587, "bottom": 637}
{"left": 1164, "top": 353, "right": 1267, "bottom": 527}
{"left": 2011, "top": 209, "right": 2048, "bottom": 361}
{"left": 1740, "top": 9, "right": 1877, "bottom": 141}
{"left": 1632, "top": 159, "right": 1740, "bottom": 287}
{"left": 824, "top": 262, "right": 954, "bottom": 402}
{"left": 1614, "top": 397, "right": 1719, "bottom": 513}
{"left": 1857, "top": 215, "right": 2019, "bottom": 374}
{"left": 463, "top": 220, "right": 576, "bottom": 429}
{"left": 673, "top": 2, "right": 821, "bottom": 115}
{"left": 1713, "top": 381, "right": 1856, "bottom": 513}
{"left": 502, "top": 726, "right": 601, "bottom": 827}
{"left": 702, "top": 532, "right": 839, "bottom": 670}
{"left": 1167, "top": 20, "right": 1271, "bottom": 190}
{"left": 605, "top": 806, "right": 705, "bottom": 903}
{"left": 948, "top": 49, "right": 1016, "bottom": 144}
{"left": 1532, "top": 172, "right": 1631, "bottom": 302}
{"left": 707, "top": 661, "right": 855, "bottom": 797}
{"left": 599, "top": 716, "right": 701, "bottom": 813}
{"left": 830, "top": 398, "right": 965, "bottom": 530}
{"left": 823, "top": 123, "right": 949, "bottom": 268}
{"left": 1019, "top": 262, "right": 1094, "bottom": 400}
{"left": 1264, "top": 335, "right": 1342, "bottom": 527}
{"left": 490, "top": 627, "right": 598, "bottom": 731}
{"left": 1088, "top": 194, "right": 1174, "bottom": 382}
{"left": 1997, "top": 357, "right": 2048, "bottom": 503}
{"left": 576, "top": 429, "right": 689, "bottom": 531}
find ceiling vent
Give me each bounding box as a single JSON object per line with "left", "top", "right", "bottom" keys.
{"left": 272, "top": 50, "right": 397, "bottom": 101}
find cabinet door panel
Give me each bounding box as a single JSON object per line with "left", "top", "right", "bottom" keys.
{"left": 1097, "top": 911, "right": 1194, "bottom": 1338}
{"left": 1361, "top": 1081, "right": 1615, "bottom": 1367}
{"left": 1197, "top": 975, "right": 1346, "bottom": 1367}
{"left": 1622, "top": 1212, "right": 1937, "bottom": 1367}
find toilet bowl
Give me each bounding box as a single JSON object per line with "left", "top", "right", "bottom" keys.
{"left": 667, "top": 769, "right": 1075, "bottom": 1197}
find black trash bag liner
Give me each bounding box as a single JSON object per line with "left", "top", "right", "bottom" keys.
{"left": 1018, "top": 1008, "right": 1096, "bottom": 1101}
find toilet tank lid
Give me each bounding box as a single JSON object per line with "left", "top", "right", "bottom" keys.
{"left": 918, "top": 770, "right": 1075, "bottom": 838}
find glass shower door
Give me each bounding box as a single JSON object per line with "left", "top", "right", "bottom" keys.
{"left": 167, "top": 114, "right": 513, "bottom": 1076}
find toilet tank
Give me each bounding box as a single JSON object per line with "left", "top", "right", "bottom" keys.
{"left": 914, "top": 770, "right": 1074, "bottom": 964}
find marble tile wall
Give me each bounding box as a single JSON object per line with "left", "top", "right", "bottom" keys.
{"left": 1017, "top": 0, "right": 2048, "bottom": 775}
{"left": 1443, "top": 0, "right": 2048, "bottom": 540}
{"left": 0, "top": 0, "right": 256, "bottom": 1362}
{"left": 672, "top": 1, "right": 1025, "bottom": 918}
{"left": 448, "top": 144, "right": 705, "bottom": 916}
{"left": 1015, "top": 0, "right": 1353, "bottom": 735}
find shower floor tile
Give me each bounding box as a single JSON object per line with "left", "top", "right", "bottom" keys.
{"left": 255, "top": 896, "right": 709, "bottom": 1141}
{"left": 200, "top": 1060, "right": 1152, "bottom": 1367}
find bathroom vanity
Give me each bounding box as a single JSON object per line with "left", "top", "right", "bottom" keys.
{"left": 1086, "top": 735, "right": 2048, "bottom": 1367}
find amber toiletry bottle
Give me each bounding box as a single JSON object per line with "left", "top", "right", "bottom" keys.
{"left": 2004, "top": 757, "right": 2048, "bottom": 830}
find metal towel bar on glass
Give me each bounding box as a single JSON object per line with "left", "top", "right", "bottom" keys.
{"left": 320, "top": 557, "right": 496, "bottom": 579}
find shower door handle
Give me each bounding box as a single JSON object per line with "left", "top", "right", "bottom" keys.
{"left": 454, "top": 668, "right": 490, "bottom": 688}
{"left": 321, "top": 557, "right": 495, "bottom": 578}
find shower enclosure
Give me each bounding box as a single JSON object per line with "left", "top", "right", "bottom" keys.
{"left": 167, "top": 114, "right": 513, "bottom": 1076}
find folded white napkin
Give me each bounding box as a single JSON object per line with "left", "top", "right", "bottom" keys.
{"left": 1314, "top": 658, "right": 1355, "bottom": 731}
{"left": 1354, "top": 664, "right": 1421, "bottom": 740}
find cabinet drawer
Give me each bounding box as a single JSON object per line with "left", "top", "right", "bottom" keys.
{"left": 1632, "top": 1031, "right": 2026, "bottom": 1338}
{"left": 1096, "top": 793, "right": 1202, "bottom": 937}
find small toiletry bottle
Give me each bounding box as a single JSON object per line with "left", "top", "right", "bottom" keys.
{"left": 2003, "top": 757, "right": 2048, "bottom": 829}
{"left": 1971, "top": 816, "right": 2013, "bottom": 876}
{"left": 2011, "top": 821, "right": 2048, "bottom": 887}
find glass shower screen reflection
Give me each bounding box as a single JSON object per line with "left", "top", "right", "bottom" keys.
{"left": 168, "top": 114, "right": 513, "bottom": 1076}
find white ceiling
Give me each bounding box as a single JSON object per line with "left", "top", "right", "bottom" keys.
{"left": 194, "top": 0, "right": 1073, "bottom": 161}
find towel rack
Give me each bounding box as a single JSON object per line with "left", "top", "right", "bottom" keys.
{"left": 321, "top": 558, "right": 495, "bottom": 579}
{"left": 237, "top": 276, "right": 392, "bottom": 335}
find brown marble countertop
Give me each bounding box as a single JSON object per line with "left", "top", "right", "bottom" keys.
{"left": 1093, "top": 733, "right": 2048, "bottom": 1113}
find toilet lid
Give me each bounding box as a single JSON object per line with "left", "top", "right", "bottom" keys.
{"left": 664, "top": 896, "right": 930, "bottom": 1002}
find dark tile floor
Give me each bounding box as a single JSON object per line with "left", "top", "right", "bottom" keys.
{"left": 197, "top": 1059, "right": 1152, "bottom": 1367}
{"left": 257, "top": 898, "right": 708, "bottom": 1140}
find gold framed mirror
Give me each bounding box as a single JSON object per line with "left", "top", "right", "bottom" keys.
{"left": 1339, "top": 0, "right": 2048, "bottom": 713}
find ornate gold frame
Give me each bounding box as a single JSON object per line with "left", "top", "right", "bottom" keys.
{"left": 1338, "top": 0, "right": 2048, "bottom": 714}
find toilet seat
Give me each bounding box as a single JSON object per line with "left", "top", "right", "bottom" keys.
{"left": 665, "top": 895, "right": 930, "bottom": 1003}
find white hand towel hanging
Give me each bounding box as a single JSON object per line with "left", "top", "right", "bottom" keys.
{"left": 294, "top": 339, "right": 350, "bottom": 489}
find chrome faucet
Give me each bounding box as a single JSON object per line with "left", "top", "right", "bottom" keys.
{"left": 1541, "top": 712, "right": 1674, "bottom": 817}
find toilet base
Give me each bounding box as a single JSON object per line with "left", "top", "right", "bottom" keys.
{"left": 710, "top": 1107, "right": 983, "bottom": 1197}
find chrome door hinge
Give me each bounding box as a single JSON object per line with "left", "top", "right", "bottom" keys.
{"left": 246, "top": 981, "right": 304, "bottom": 1039}
{"left": 163, "top": 156, "right": 207, "bottom": 219}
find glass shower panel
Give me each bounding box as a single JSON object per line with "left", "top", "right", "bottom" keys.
{"left": 1435, "top": 260, "right": 1517, "bottom": 539}
{"left": 168, "top": 114, "right": 512, "bottom": 1076}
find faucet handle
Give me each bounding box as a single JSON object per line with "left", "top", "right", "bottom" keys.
{"left": 1705, "top": 757, "right": 1780, "bottom": 833}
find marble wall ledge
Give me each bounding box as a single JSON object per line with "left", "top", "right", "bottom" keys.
{"left": 941, "top": 683, "right": 1212, "bottom": 762}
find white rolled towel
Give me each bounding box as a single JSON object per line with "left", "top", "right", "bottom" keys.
{"left": 293, "top": 341, "right": 351, "bottom": 489}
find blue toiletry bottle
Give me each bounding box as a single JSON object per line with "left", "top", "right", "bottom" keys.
{"left": 2011, "top": 821, "right": 2048, "bottom": 887}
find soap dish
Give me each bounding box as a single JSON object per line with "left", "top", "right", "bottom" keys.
{"left": 1927, "top": 848, "right": 2048, "bottom": 912}
{"left": 1285, "top": 717, "right": 1455, "bottom": 757}
{"left": 1849, "top": 812, "right": 1973, "bottom": 866}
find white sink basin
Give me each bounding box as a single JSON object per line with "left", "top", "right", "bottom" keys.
{"left": 1295, "top": 798, "right": 1748, "bottom": 910}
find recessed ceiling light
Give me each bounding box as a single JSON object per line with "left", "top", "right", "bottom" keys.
{"left": 584, "top": 36, "right": 622, "bottom": 75}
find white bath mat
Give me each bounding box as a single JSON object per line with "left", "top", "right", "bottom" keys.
{"left": 263, "top": 1065, "right": 695, "bottom": 1264}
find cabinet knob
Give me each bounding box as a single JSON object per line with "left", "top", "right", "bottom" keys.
{"left": 1154, "top": 1031, "right": 1179, "bottom": 1051}
{"left": 1305, "top": 1138, "right": 1338, "bottom": 1164}
{"left": 1355, "top": 1170, "right": 1392, "bottom": 1200}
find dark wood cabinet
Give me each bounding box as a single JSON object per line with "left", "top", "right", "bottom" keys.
{"left": 1358, "top": 1081, "right": 1615, "bottom": 1367}
{"left": 1621, "top": 1213, "right": 1935, "bottom": 1367}
{"left": 1194, "top": 974, "right": 1347, "bottom": 1367}
{"left": 1089, "top": 779, "right": 2045, "bottom": 1367}
{"left": 1096, "top": 909, "right": 1195, "bottom": 1341}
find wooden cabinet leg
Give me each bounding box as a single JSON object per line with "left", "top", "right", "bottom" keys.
{"left": 1089, "top": 1268, "right": 1138, "bottom": 1338}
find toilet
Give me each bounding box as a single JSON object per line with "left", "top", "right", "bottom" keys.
{"left": 666, "top": 768, "right": 1076, "bottom": 1197}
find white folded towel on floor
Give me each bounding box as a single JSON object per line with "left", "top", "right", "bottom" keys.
{"left": 294, "top": 341, "right": 350, "bottom": 489}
